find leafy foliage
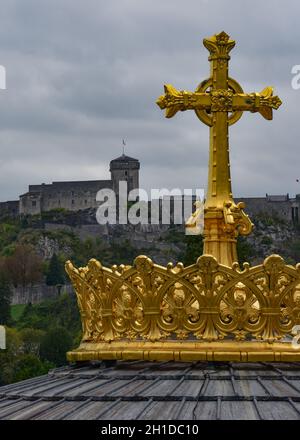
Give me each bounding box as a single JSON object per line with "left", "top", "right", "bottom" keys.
{"left": 4, "top": 244, "right": 43, "bottom": 288}
{"left": 0, "top": 222, "right": 21, "bottom": 256}
{"left": 11, "top": 354, "right": 53, "bottom": 383}
{"left": 0, "top": 328, "right": 53, "bottom": 385}
{"left": 40, "top": 327, "right": 73, "bottom": 367}
{"left": 0, "top": 293, "right": 81, "bottom": 386}
{"left": 289, "top": 239, "right": 300, "bottom": 263}
{"left": 46, "top": 253, "right": 65, "bottom": 285}
{"left": 0, "top": 272, "right": 12, "bottom": 325}
{"left": 181, "top": 234, "right": 204, "bottom": 266}
{"left": 237, "top": 236, "right": 256, "bottom": 265}
{"left": 17, "top": 293, "right": 81, "bottom": 336}
{"left": 10, "top": 304, "right": 26, "bottom": 321}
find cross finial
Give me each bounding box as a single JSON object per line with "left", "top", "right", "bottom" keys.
{"left": 156, "top": 31, "right": 282, "bottom": 267}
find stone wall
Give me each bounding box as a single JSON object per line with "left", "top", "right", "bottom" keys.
{"left": 235, "top": 197, "right": 294, "bottom": 222}
{"left": 20, "top": 180, "right": 113, "bottom": 215}
{"left": 11, "top": 283, "right": 74, "bottom": 305}
{"left": 0, "top": 200, "right": 19, "bottom": 218}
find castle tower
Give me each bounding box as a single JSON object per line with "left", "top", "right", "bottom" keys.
{"left": 110, "top": 153, "right": 140, "bottom": 195}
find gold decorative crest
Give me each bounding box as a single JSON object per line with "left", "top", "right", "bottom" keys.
{"left": 66, "top": 255, "right": 300, "bottom": 362}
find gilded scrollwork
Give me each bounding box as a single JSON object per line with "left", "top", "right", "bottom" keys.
{"left": 66, "top": 253, "right": 300, "bottom": 348}
{"left": 112, "top": 285, "right": 144, "bottom": 338}
{"left": 218, "top": 282, "right": 260, "bottom": 340}
{"left": 280, "top": 285, "right": 300, "bottom": 327}
{"left": 160, "top": 283, "right": 200, "bottom": 338}
{"left": 223, "top": 200, "right": 253, "bottom": 236}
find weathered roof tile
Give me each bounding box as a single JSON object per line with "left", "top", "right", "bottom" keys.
{"left": 1, "top": 361, "right": 300, "bottom": 420}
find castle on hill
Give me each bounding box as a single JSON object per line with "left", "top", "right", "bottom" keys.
{"left": 0, "top": 154, "right": 140, "bottom": 216}
{"left": 0, "top": 153, "right": 299, "bottom": 224}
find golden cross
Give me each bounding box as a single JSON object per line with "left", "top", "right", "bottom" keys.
{"left": 157, "top": 31, "right": 282, "bottom": 267}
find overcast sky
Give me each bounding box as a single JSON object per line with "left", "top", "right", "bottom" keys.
{"left": 0, "top": 0, "right": 299, "bottom": 201}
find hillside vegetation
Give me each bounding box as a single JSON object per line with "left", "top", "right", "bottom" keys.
{"left": 0, "top": 210, "right": 300, "bottom": 384}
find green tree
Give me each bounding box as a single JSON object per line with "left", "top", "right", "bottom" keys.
{"left": 237, "top": 236, "right": 255, "bottom": 265}
{"left": 0, "top": 327, "right": 22, "bottom": 385}
{"left": 46, "top": 253, "right": 65, "bottom": 285}
{"left": 0, "top": 272, "right": 12, "bottom": 325}
{"left": 0, "top": 327, "right": 54, "bottom": 385}
{"left": 0, "top": 222, "right": 20, "bottom": 254}
{"left": 20, "top": 328, "right": 45, "bottom": 356}
{"left": 12, "top": 354, "right": 53, "bottom": 383}
{"left": 5, "top": 244, "right": 43, "bottom": 289}
{"left": 40, "top": 327, "right": 73, "bottom": 366}
{"left": 289, "top": 239, "right": 300, "bottom": 263}
{"left": 17, "top": 293, "right": 81, "bottom": 337}
{"left": 181, "top": 235, "right": 204, "bottom": 266}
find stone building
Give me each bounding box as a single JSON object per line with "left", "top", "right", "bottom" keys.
{"left": 237, "top": 193, "right": 300, "bottom": 224}
{"left": 0, "top": 200, "right": 19, "bottom": 217}
{"left": 18, "top": 154, "right": 140, "bottom": 215}
{"left": 0, "top": 151, "right": 300, "bottom": 223}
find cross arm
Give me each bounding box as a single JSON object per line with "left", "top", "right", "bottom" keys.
{"left": 232, "top": 87, "right": 282, "bottom": 120}
{"left": 157, "top": 84, "right": 282, "bottom": 120}
{"left": 156, "top": 84, "right": 211, "bottom": 118}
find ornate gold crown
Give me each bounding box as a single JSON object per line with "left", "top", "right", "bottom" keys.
{"left": 65, "top": 32, "right": 296, "bottom": 362}
{"left": 66, "top": 254, "right": 300, "bottom": 362}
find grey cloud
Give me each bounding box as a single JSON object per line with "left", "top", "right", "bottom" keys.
{"left": 0, "top": 0, "right": 300, "bottom": 203}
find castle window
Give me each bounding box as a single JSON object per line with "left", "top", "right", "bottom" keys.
{"left": 32, "top": 201, "right": 36, "bottom": 207}
{"left": 71, "top": 191, "right": 74, "bottom": 196}
{"left": 71, "top": 199, "right": 75, "bottom": 205}
{"left": 125, "top": 171, "right": 128, "bottom": 176}
{"left": 85, "top": 200, "right": 87, "bottom": 205}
